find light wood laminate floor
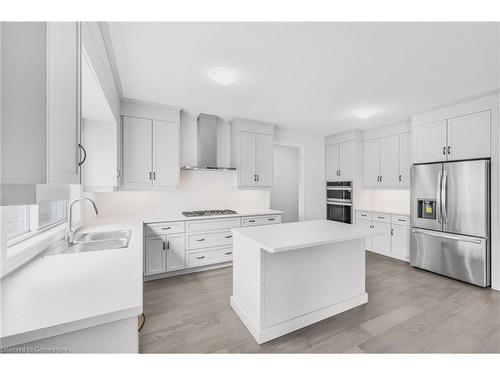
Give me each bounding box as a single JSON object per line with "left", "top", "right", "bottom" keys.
{"left": 140, "top": 252, "right": 500, "bottom": 353}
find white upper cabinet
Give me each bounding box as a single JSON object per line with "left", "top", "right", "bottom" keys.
{"left": 379, "top": 135, "right": 399, "bottom": 187}
{"left": 398, "top": 132, "right": 411, "bottom": 187}
{"left": 120, "top": 101, "right": 181, "bottom": 190}
{"left": 447, "top": 111, "right": 491, "bottom": 161}
{"left": 255, "top": 134, "right": 273, "bottom": 187}
{"left": 326, "top": 144, "right": 340, "bottom": 181}
{"left": 412, "top": 120, "right": 447, "bottom": 164}
{"left": 152, "top": 120, "right": 180, "bottom": 187}
{"left": 412, "top": 110, "right": 491, "bottom": 164}
{"left": 0, "top": 22, "right": 81, "bottom": 204}
{"left": 122, "top": 116, "right": 180, "bottom": 189}
{"left": 326, "top": 141, "right": 355, "bottom": 181}
{"left": 231, "top": 118, "right": 275, "bottom": 188}
{"left": 363, "top": 132, "right": 410, "bottom": 188}
{"left": 123, "top": 117, "right": 153, "bottom": 187}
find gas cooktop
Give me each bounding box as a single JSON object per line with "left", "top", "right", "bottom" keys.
{"left": 181, "top": 209, "right": 238, "bottom": 217}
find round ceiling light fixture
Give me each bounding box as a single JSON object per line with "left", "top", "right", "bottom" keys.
{"left": 353, "top": 108, "right": 376, "bottom": 119}
{"left": 210, "top": 67, "right": 239, "bottom": 86}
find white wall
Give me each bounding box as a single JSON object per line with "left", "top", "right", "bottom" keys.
{"left": 271, "top": 145, "right": 299, "bottom": 223}
{"left": 84, "top": 170, "right": 270, "bottom": 220}
{"left": 274, "top": 128, "right": 326, "bottom": 220}
{"left": 355, "top": 189, "right": 410, "bottom": 214}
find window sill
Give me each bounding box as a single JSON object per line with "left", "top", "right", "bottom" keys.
{"left": 1, "top": 223, "right": 67, "bottom": 279}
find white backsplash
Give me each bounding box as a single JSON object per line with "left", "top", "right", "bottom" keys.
{"left": 355, "top": 188, "right": 410, "bottom": 213}
{"left": 83, "top": 170, "right": 270, "bottom": 221}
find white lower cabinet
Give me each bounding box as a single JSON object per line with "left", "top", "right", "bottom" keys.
{"left": 356, "top": 210, "right": 410, "bottom": 261}
{"left": 144, "top": 213, "right": 282, "bottom": 278}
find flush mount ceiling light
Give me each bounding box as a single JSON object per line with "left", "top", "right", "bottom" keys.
{"left": 353, "top": 108, "right": 376, "bottom": 119}
{"left": 210, "top": 68, "right": 239, "bottom": 86}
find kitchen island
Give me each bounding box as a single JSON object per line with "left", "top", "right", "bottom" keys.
{"left": 230, "top": 219, "right": 386, "bottom": 344}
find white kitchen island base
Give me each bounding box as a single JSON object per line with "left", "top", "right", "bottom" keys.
{"left": 230, "top": 220, "right": 379, "bottom": 344}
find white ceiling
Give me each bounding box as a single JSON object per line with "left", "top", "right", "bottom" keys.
{"left": 108, "top": 22, "right": 500, "bottom": 135}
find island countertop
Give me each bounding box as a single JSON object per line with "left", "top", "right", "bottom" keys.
{"left": 231, "top": 219, "right": 387, "bottom": 253}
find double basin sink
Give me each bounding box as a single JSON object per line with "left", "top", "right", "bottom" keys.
{"left": 47, "top": 230, "right": 132, "bottom": 255}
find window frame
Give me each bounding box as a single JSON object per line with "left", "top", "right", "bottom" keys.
{"left": 5, "top": 201, "right": 68, "bottom": 248}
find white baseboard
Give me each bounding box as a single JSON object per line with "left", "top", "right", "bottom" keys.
{"left": 231, "top": 293, "right": 368, "bottom": 344}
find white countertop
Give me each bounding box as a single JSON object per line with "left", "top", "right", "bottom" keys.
{"left": 232, "top": 219, "right": 387, "bottom": 253}
{"left": 0, "top": 218, "right": 143, "bottom": 347}
{"left": 355, "top": 207, "right": 410, "bottom": 216}
{"left": 141, "top": 209, "right": 283, "bottom": 224}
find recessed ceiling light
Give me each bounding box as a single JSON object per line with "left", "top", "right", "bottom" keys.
{"left": 353, "top": 108, "right": 376, "bottom": 119}
{"left": 210, "top": 68, "right": 239, "bottom": 86}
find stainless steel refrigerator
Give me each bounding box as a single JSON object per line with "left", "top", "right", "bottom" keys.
{"left": 410, "top": 159, "right": 490, "bottom": 287}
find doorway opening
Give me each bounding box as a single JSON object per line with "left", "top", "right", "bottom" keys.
{"left": 271, "top": 143, "right": 303, "bottom": 223}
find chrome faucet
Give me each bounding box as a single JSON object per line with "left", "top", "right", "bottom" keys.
{"left": 66, "top": 198, "right": 99, "bottom": 245}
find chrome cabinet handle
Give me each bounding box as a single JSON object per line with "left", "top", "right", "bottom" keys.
{"left": 380, "top": 175, "right": 382, "bottom": 182}
{"left": 149, "top": 171, "right": 152, "bottom": 180}
{"left": 196, "top": 238, "right": 205, "bottom": 242}
{"left": 377, "top": 216, "right": 385, "bottom": 219}
{"left": 166, "top": 241, "right": 170, "bottom": 250}
{"left": 78, "top": 144, "right": 87, "bottom": 166}
{"left": 196, "top": 256, "right": 205, "bottom": 259}
{"left": 268, "top": 218, "right": 275, "bottom": 221}
{"left": 397, "top": 218, "right": 406, "bottom": 222}
{"left": 399, "top": 174, "right": 402, "bottom": 182}
{"left": 248, "top": 220, "right": 255, "bottom": 223}
{"left": 224, "top": 251, "right": 232, "bottom": 255}
{"left": 391, "top": 228, "right": 394, "bottom": 236}
{"left": 447, "top": 146, "right": 451, "bottom": 155}
{"left": 117, "top": 168, "right": 121, "bottom": 178}
{"left": 161, "top": 226, "right": 171, "bottom": 230}
{"left": 153, "top": 171, "right": 156, "bottom": 180}
{"left": 442, "top": 146, "right": 446, "bottom": 155}
{"left": 225, "top": 235, "right": 232, "bottom": 239}
{"left": 162, "top": 240, "right": 166, "bottom": 250}
{"left": 256, "top": 174, "right": 259, "bottom": 182}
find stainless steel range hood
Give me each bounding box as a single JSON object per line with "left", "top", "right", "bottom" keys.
{"left": 182, "top": 113, "right": 235, "bottom": 170}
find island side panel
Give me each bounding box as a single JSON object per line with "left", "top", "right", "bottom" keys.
{"left": 260, "top": 238, "right": 367, "bottom": 337}
{"left": 230, "top": 233, "right": 262, "bottom": 336}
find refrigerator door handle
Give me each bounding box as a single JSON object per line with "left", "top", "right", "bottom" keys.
{"left": 411, "top": 228, "right": 482, "bottom": 244}
{"left": 436, "top": 171, "right": 442, "bottom": 224}
{"left": 441, "top": 170, "right": 448, "bottom": 224}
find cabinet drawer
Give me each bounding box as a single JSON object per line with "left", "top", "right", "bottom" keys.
{"left": 186, "top": 230, "right": 233, "bottom": 250}
{"left": 186, "top": 247, "right": 233, "bottom": 268}
{"left": 241, "top": 215, "right": 281, "bottom": 227}
{"left": 372, "top": 212, "right": 391, "bottom": 223}
{"left": 392, "top": 215, "right": 410, "bottom": 226}
{"left": 146, "top": 221, "right": 185, "bottom": 235}
{"left": 356, "top": 211, "right": 372, "bottom": 221}
{"left": 185, "top": 218, "right": 241, "bottom": 233}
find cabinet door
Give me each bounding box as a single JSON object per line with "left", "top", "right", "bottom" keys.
{"left": 145, "top": 235, "right": 167, "bottom": 276}
{"left": 47, "top": 22, "right": 81, "bottom": 184}
{"left": 238, "top": 131, "right": 256, "bottom": 186}
{"left": 255, "top": 133, "right": 273, "bottom": 187}
{"left": 364, "top": 139, "right": 380, "bottom": 187}
{"left": 380, "top": 135, "right": 399, "bottom": 187}
{"left": 412, "top": 120, "right": 447, "bottom": 164}
{"left": 391, "top": 224, "right": 410, "bottom": 260}
{"left": 166, "top": 233, "right": 185, "bottom": 272}
{"left": 123, "top": 116, "right": 152, "bottom": 187}
{"left": 153, "top": 120, "right": 180, "bottom": 187}
{"left": 326, "top": 143, "right": 339, "bottom": 181}
{"left": 371, "top": 222, "right": 391, "bottom": 256}
{"left": 356, "top": 219, "right": 373, "bottom": 251}
{"left": 398, "top": 132, "right": 411, "bottom": 187}
{"left": 447, "top": 111, "right": 491, "bottom": 161}
{"left": 339, "top": 141, "right": 355, "bottom": 181}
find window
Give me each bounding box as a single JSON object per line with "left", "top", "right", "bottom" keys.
{"left": 4, "top": 200, "right": 68, "bottom": 245}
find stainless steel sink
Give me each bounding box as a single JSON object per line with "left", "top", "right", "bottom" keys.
{"left": 62, "top": 238, "right": 130, "bottom": 254}
{"left": 76, "top": 230, "right": 131, "bottom": 242}
{"left": 46, "top": 230, "right": 132, "bottom": 256}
